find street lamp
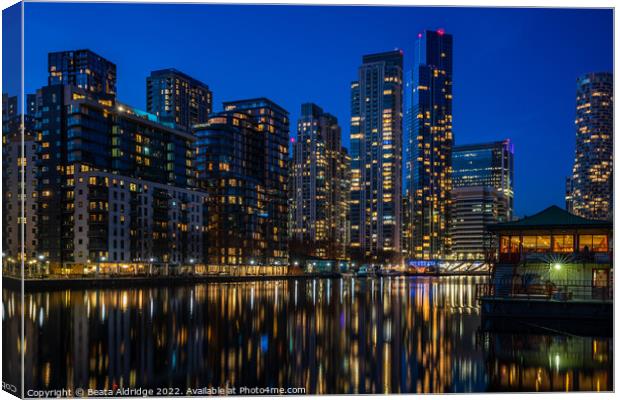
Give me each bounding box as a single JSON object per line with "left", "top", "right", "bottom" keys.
{"left": 189, "top": 258, "right": 195, "bottom": 275}
{"left": 37, "top": 255, "right": 45, "bottom": 277}
{"left": 149, "top": 257, "right": 155, "bottom": 275}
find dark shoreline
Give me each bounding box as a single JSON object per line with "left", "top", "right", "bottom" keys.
{"left": 3, "top": 271, "right": 490, "bottom": 292}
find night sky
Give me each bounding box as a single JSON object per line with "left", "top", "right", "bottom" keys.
{"left": 13, "top": 3, "right": 614, "bottom": 217}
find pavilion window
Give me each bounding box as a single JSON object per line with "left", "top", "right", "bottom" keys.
{"left": 522, "top": 235, "right": 551, "bottom": 252}
{"left": 579, "top": 235, "right": 608, "bottom": 252}
{"left": 509, "top": 236, "right": 520, "bottom": 253}
{"left": 536, "top": 236, "right": 551, "bottom": 251}
{"left": 552, "top": 235, "right": 574, "bottom": 253}
{"left": 500, "top": 236, "right": 510, "bottom": 253}
{"left": 522, "top": 236, "right": 537, "bottom": 252}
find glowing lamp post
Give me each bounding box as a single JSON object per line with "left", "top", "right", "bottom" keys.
{"left": 98, "top": 256, "right": 106, "bottom": 277}
{"left": 38, "top": 255, "right": 45, "bottom": 277}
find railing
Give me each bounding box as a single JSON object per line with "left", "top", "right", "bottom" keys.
{"left": 475, "top": 279, "right": 613, "bottom": 302}
{"left": 496, "top": 250, "right": 612, "bottom": 265}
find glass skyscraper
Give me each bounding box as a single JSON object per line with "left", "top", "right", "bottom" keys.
{"left": 567, "top": 72, "right": 613, "bottom": 221}
{"left": 407, "top": 29, "right": 453, "bottom": 260}
{"left": 450, "top": 140, "right": 514, "bottom": 259}
{"left": 452, "top": 139, "right": 514, "bottom": 217}
{"left": 349, "top": 50, "right": 403, "bottom": 262}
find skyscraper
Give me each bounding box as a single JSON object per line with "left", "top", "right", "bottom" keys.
{"left": 350, "top": 50, "right": 403, "bottom": 262}
{"left": 568, "top": 72, "right": 613, "bottom": 221}
{"left": 222, "top": 98, "right": 290, "bottom": 266}
{"left": 407, "top": 29, "right": 453, "bottom": 260}
{"left": 450, "top": 140, "right": 514, "bottom": 259}
{"left": 146, "top": 68, "right": 213, "bottom": 132}
{"left": 37, "top": 51, "right": 201, "bottom": 272}
{"left": 452, "top": 139, "right": 514, "bottom": 217}
{"left": 2, "top": 95, "right": 38, "bottom": 264}
{"left": 48, "top": 49, "right": 117, "bottom": 99}
{"left": 194, "top": 111, "right": 271, "bottom": 273}
{"left": 290, "top": 103, "right": 350, "bottom": 260}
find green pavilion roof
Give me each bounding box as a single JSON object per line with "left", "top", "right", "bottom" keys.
{"left": 488, "top": 205, "right": 612, "bottom": 231}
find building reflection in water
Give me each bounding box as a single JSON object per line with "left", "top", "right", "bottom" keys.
{"left": 1, "top": 276, "right": 612, "bottom": 394}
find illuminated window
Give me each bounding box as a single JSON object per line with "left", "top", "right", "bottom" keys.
{"left": 579, "top": 235, "right": 608, "bottom": 252}
{"left": 522, "top": 235, "right": 550, "bottom": 252}
{"left": 552, "top": 235, "right": 574, "bottom": 253}
{"left": 500, "top": 236, "right": 510, "bottom": 253}
{"left": 509, "top": 236, "right": 520, "bottom": 253}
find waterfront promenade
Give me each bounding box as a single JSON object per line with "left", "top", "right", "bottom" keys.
{"left": 3, "top": 267, "right": 491, "bottom": 291}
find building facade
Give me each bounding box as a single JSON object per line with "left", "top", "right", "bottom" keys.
{"left": 449, "top": 140, "right": 514, "bottom": 259}
{"left": 48, "top": 49, "right": 117, "bottom": 99}
{"left": 2, "top": 96, "right": 38, "bottom": 266}
{"left": 349, "top": 50, "right": 403, "bottom": 262}
{"left": 407, "top": 29, "right": 453, "bottom": 260}
{"left": 222, "top": 98, "right": 290, "bottom": 267}
{"left": 194, "top": 109, "right": 286, "bottom": 274}
{"left": 489, "top": 205, "right": 612, "bottom": 298}
{"left": 70, "top": 170, "right": 206, "bottom": 273}
{"left": 452, "top": 139, "right": 514, "bottom": 216}
{"left": 146, "top": 68, "right": 213, "bottom": 132}
{"left": 36, "top": 81, "right": 197, "bottom": 272}
{"left": 449, "top": 186, "right": 508, "bottom": 260}
{"left": 290, "top": 103, "right": 350, "bottom": 260}
{"left": 567, "top": 72, "right": 613, "bottom": 221}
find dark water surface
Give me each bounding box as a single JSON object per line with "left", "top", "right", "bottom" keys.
{"left": 2, "top": 276, "right": 612, "bottom": 394}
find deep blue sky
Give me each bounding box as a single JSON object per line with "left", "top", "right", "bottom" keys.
{"left": 19, "top": 3, "right": 613, "bottom": 217}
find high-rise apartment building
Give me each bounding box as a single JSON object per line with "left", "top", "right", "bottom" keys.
{"left": 194, "top": 111, "right": 274, "bottom": 273}
{"left": 407, "top": 29, "right": 453, "bottom": 260}
{"left": 2, "top": 95, "right": 38, "bottom": 264}
{"left": 70, "top": 170, "right": 206, "bottom": 271}
{"left": 3, "top": 93, "right": 17, "bottom": 124}
{"left": 450, "top": 140, "right": 514, "bottom": 260}
{"left": 26, "top": 93, "right": 37, "bottom": 116}
{"left": 290, "top": 103, "right": 350, "bottom": 260}
{"left": 48, "top": 49, "right": 117, "bottom": 99}
{"left": 36, "top": 82, "right": 199, "bottom": 271}
{"left": 350, "top": 50, "right": 403, "bottom": 262}
{"left": 222, "top": 98, "right": 290, "bottom": 266}
{"left": 568, "top": 72, "right": 613, "bottom": 221}
{"left": 146, "top": 68, "right": 213, "bottom": 132}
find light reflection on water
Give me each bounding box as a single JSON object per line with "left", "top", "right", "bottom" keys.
{"left": 2, "top": 276, "right": 612, "bottom": 394}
